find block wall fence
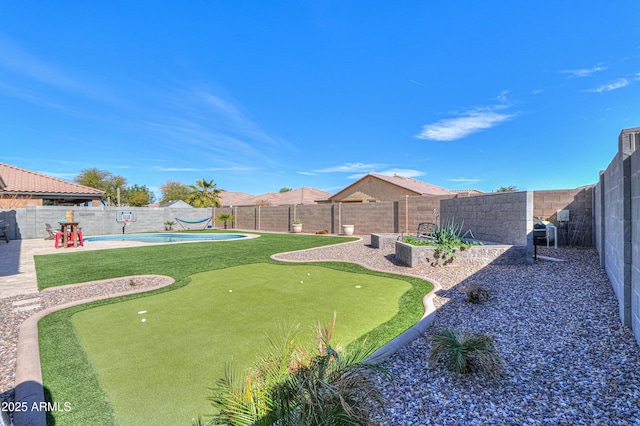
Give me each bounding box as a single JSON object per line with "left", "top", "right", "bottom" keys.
{"left": 1, "top": 187, "right": 593, "bottom": 245}
{"left": 594, "top": 126, "right": 640, "bottom": 346}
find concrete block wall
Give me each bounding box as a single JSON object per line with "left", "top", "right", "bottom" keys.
{"left": 594, "top": 126, "right": 640, "bottom": 346}
{"left": 0, "top": 206, "right": 215, "bottom": 239}
{"left": 440, "top": 191, "right": 532, "bottom": 246}
{"left": 630, "top": 146, "right": 640, "bottom": 345}
{"left": 533, "top": 187, "right": 593, "bottom": 246}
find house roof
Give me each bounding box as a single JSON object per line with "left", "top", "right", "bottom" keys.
{"left": 219, "top": 191, "right": 256, "bottom": 206}
{"left": 328, "top": 173, "right": 453, "bottom": 201}
{"left": 160, "top": 200, "right": 192, "bottom": 208}
{"left": 0, "top": 162, "right": 105, "bottom": 197}
{"left": 243, "top": 187, "right": 332, "bottom": 206}
{"left": 369, "top": 173, "right": 453, "bottom": 195}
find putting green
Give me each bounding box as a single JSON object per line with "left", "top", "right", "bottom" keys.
{"left": 71, "top": 263, "right": 412, "bottom": 425}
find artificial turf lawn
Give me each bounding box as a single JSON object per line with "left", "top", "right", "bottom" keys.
{"left": 71, "top": 263, "right": 411, "bottom": 425}
{"left": 35, "top": 233, "right": 432, "bottom": 425}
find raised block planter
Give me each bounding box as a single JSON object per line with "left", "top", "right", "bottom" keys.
{"left": 395, "top": 240, "right": 527, "bottom": 267}
{"left": 371, "top": 233, "right": 402, "bottom": 250}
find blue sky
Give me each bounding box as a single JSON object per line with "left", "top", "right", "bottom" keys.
{"left": 1, "top": 2, "right": 639, "bottom": 198}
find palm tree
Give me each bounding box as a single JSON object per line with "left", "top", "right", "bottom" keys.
{"left": 186, "top": 178, "right": 222, "bottom": 208}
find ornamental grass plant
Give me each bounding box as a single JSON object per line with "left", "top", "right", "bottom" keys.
{"left": 428, "top": 328, "right": 500, "bottom": 378}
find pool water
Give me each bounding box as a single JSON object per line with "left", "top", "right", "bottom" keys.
{"left": 84, "top": 233, "right": 248, "bottom": 243}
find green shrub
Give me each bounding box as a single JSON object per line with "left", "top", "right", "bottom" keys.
{"left": 402, "top": 218, "right": 481, "bottom": 262}
{"left": 464, "top": 282, "right": 490, "bottom": 304}
{"left": 428, "top": 328, "right": 500, "bottom": 378}
{"left": 202, "top": 314, "right": 388, "bottom": 425}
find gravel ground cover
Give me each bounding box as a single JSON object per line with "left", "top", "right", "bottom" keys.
{"left": 275, "top": 238, "right": 640, "bottom": 425}
{"left": 2, "top": 236, "right": 640, "bottom": 425}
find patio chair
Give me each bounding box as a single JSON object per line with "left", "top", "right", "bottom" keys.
{"left": 399, "top": 221, "right": 437, "bottom": 242}
{"left": 416, "top": 222, "right": 437, "bottom": 241}
{"left": 45, "top": 223, "right": 60, "bottom": 240}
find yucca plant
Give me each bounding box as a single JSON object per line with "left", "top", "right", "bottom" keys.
{"left": 428, "top": 328, "right": 500, "bottom": 378}
{"left": 203, "top": 314, "right": 388, "bottom": 426}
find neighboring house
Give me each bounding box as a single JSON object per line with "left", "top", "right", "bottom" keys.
{"left": 0, "top": 162, "right": 105, "bottom": 208}
{"left": 323, "top": 173, "right": 457, "bottom": 203}
{"left": 219, "top": 187, "right": 331, "bottom": 206}
{"left": 160, "top": 200, "right": 192, "bottom": 209}
{"left": 218, "top": 190, "right": 256, "bottom": 206}
{"left": 248, "top": 187, "right": 331, "bottom": 206}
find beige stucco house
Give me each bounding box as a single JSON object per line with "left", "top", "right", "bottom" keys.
{"left": 323, "top": 172, "right": 464, "bottom": 203}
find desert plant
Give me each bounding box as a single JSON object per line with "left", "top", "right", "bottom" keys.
{"left": 464, "top": 282, "right": 490, "bottom": 304}
{"left": 403, "top": 218, "right": 480, "bottom": 262}
{"left": 292, "top": 218, "right": 301, "bottom": 225}
{"left": 164, "top": 220, "right": 175, "bottom": 231}
{"left": 428, "top": 328, "right": 500, "bottom": 378}
{"left": 204, "top": 314, "right": 388, "bottom": 425}
{"left": 215, "top": 213, "right": 235, "bottom": 229}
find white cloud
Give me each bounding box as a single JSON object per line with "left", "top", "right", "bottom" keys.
{"left": 414, "top": 110, "right": 516, "bottom": 141}
{"left": 448, "top": 177, "right": 480, "bottom": 183}
{"left": 586, "top": 78, "right": 629, "bottom": 93}
{"left": 314, "top": 162, "right": 383, "bottom": 173}
{"left": 376, "top": 169, "right": 425, "bottom": 178}
{"left": 560, "top": 65, "right": 607, "bottom": 77}
{"left": 0, "top": 38, "right": 82, "bottom": 91}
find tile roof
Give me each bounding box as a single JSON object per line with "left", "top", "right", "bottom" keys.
{"left": 368, "top": 173, "right": 453, "bottom": 195}
{"left": 222, "top": 187, "right": 332, "bottom": 206}
{"left": 218, "top": 191, "right": 256, "bottom": 206}
{"left": 0, "top": 162, "right": 105, "bottom": 196}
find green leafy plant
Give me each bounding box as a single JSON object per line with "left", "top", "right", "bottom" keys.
{"left": 403, "top": 218, "right": 481, "bottom": 262}
{"left": 203, "top": 313, "right": 388, "bottom": 425}
{"left": 292, "top": 218, "right": 301, "bottom": 225}
{"left": 215, "top": 213, "right": 235, "bottom": 229}
{"left": 164, "top": 220, "right": 175, "bottom": 231}
{"left": 464, "top": 282, "right": 490, "bottom": 304}
{"left": 428, "top": 328, "right": 500, "bottom": 378}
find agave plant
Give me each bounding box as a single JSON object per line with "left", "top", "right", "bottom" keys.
{"left": 203, "top": 314, "right": 388, "bottom": 426}
{"left": 428, "top": 328, "right": 500, "bottom": 378}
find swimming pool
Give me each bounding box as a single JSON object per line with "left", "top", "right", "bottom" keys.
{"left": 84, "top": 233, "right": 251, "bottom": 244}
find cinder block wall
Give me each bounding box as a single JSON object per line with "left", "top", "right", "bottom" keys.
{"left": 533, "top": 187, "right": 593, "bottom": 246}
{"left": 0, "top": 206, "right": 216, "bottom": 239}
{"left": 440, "top": 191, "right": 532, "bottom": 246}
{"left": 594, "top": 126, "right": 640, "bottom": 346}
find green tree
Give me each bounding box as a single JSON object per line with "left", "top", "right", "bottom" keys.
{"left": 215, "top": 213, "right": 235, "bottom": 229}
{"left": 496, "top": 185, "right": 518, "bottom": 192}
{"left": 75, "top": 168, "right": 127, "bottom": 205}
{"left": 186, "top": 178, "right": 222, "bottom": 208}
{"left": 279, "top": 187, "right": 292, "bottom": 193}
{"left": 159, "top": 180, "right": 192, "bottom": 204}
{"left": 122, "top": 184, "right": 156, "bottom": 206}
